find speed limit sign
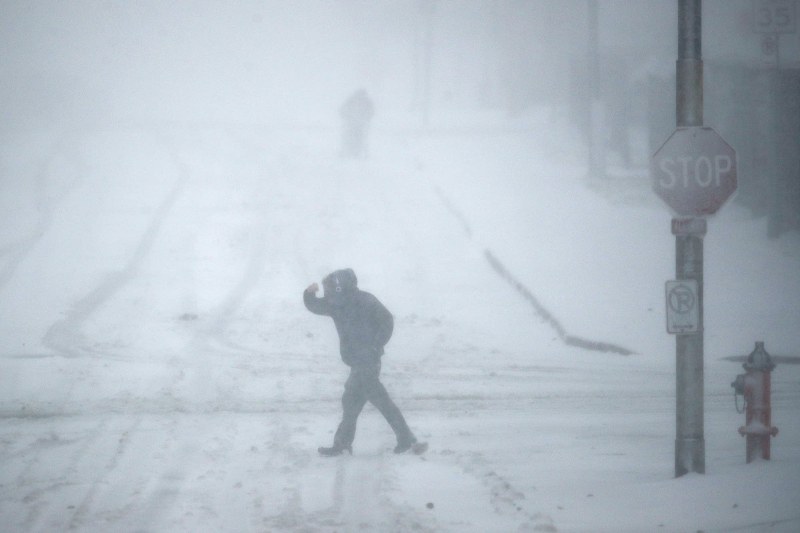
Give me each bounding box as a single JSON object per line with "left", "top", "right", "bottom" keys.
{"left": 753, "top": 0, "right": 797, "bottom": 34}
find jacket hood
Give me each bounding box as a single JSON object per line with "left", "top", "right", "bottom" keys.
{"left": 322, "top": 269, "right": 358, "bottom": 302}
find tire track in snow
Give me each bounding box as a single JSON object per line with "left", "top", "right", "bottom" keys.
{"left": 189, "top": 207, "right": 269, "bottom": 356}
{"left": 162, "top": 128, "right": 284, "bottom": 413}
{"left": 12, "top": 416, "right": 142, "bottom": 532}
{"left": 265, "top": 452, "right": 439, "bottom": 532}
{"left": 41, "top": 130, "right": 188, "bottom": 359}
{"left": 64, "top": 416, "right": 143, "bottom": 530}
{"left": 0, "top": 132, "right": 87, "bottom": 296}
{"left": 128, "top": 416, "right": 218, "bottom": 531}
{"left": 432, "top": 184, "right": 636, "bottom": 356}
{"left": 456, "top": 450, "right": 558, "bottom": 532}
{"left": 259, "top": 376, "right": 311, "bottom": 530}
{"left": 12, "top": 418, "right": 109, "bottom": 531}
{"left": 173, "top": 126, "right": 294, "bottom": 358}
{"left": 485, "top": 250, "right": 635, "bottom": 356}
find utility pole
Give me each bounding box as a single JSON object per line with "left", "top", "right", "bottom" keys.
{"left": 654, "top": 0, "right": 737, "bottom": 477}
{"left": 587, "top": 0, "right": 605, "bottom": 179}
{"left": 417, "top": 0, "right": 435, "bottom": 129}
{"left": 674, "top": 0, "right": 705, "bottom": 477}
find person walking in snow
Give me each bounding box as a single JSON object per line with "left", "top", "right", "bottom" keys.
{"left": 339, "top": 89, "right": 374, "bottom": 158}
{"left": 304, "top": 268, "right": 424, "bottom": 456}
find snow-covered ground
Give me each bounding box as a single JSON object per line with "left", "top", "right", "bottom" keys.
{"left": 1, "top": 111, "right": 798, "bottom": 532}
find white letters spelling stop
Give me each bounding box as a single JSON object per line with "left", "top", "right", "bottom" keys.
{"left": 652, "top": 127, "right": 737, "bottom": 217}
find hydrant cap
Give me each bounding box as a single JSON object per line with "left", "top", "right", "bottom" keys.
{"left": 743, "top": 341, "right": 776, "bottom": 371}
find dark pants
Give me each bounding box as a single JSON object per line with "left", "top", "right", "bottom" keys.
{"left": 333, "top": 362, "right": 414, "bottom": 448}
{"left": 341, "top": 124, "right": 368, "bottom": 158}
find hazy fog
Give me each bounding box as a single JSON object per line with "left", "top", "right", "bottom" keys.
{"left": 2, "top": 3, "right": 800, "bottom": 531}
{"left": 3, "top": 1, "right": 675, "bottom": 127}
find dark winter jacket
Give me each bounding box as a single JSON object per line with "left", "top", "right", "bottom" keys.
{"left": 304, "top": 269, "right": 393, "bottom": 366}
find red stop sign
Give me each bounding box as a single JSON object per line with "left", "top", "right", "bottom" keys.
{"left": 651, "top": 127, "right": 737, "bottom": 216}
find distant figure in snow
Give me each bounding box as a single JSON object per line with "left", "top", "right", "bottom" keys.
{"left": 339, "top": 89, "right": 374, "bottom": 158}
{"left": 304, "top": 269, "right": 425, "bottom": 456}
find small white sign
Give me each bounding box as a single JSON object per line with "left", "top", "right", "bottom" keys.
{"left": 666, "top": 280, "right": 700, "bottom": 334}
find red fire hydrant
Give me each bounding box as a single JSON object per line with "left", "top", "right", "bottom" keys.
{"left": 731, "top": 342, "right": 779, "bottom": 463}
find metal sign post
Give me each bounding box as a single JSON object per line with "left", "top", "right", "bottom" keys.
{"left": 751, "top": 0, "right": 797, "bottom": 237}
{"left": 671, "top": 215, "right": 706, "bottom": 476}
{"left": 673, "top": 0, "right": 706, "bottom": 477}
{"left": 650, "top": 0, "right": 737, "bottom": 478}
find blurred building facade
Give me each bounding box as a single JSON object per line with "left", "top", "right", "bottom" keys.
{"left": 417, "top": 0, "right": 798, "bottom": 236}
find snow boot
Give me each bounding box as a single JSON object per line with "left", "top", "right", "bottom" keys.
{"left": 394, "top": 440, "right": 428, "bottom": 455}
{"left": 318, "top": 444, "right": 352, "bottom": 457}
